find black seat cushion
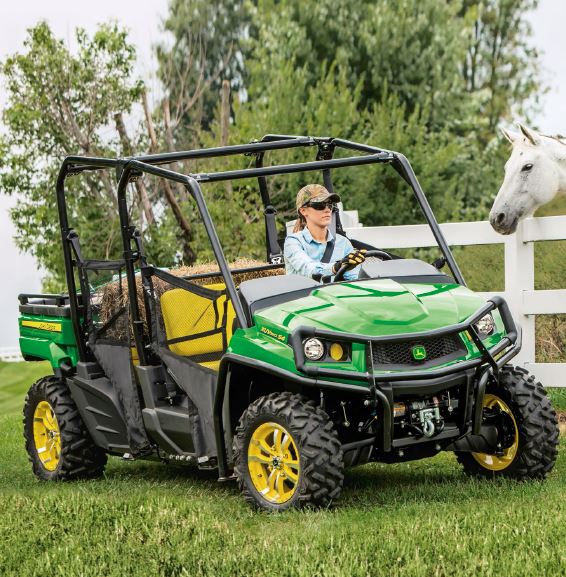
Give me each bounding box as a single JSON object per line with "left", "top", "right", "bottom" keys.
{"left": 238, "top": 275, "right": 319, "bottom": 324}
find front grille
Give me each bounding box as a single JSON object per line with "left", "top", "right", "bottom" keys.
{"left": 371, "top": 334, "right": 466, "bottom": 369}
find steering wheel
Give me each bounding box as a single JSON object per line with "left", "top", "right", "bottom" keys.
{"left": 333, "top": 249, "right": 393, "bottom": 282}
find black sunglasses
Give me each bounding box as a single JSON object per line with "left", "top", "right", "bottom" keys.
{"left": 304, "top": 201, "right": 336, "bottom": 211}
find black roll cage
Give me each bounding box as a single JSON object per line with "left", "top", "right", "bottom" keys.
{"left": 56, "top": 134, "right": 466, "bottom": 367}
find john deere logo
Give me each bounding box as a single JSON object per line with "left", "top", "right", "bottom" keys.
{"left": 412, "top": 345, "right": 427, "bottom": 361}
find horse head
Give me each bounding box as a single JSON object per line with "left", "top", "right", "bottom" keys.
{"left": 489, "top": 123, "right": 566, "bottom": 234}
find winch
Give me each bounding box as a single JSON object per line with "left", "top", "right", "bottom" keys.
{"left": 393, "top": 395, "right": 454, "bottom": 438}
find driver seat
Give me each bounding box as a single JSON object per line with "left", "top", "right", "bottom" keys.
{"left": 238, "top": 275, "right": 319, "bottom": 324}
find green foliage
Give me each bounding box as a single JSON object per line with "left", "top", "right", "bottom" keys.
{"left": 156, "top": 0, "right": 252, "bottom": 132}
{"left": 0, "top": 1, "right": 545, "bottom": 282}
{"left": 199, "top": 0, "right": 541, "bottom": 230}
{"left": 460, "top": 0, "right": 542, "bottom": 136}
{"left": 0, "top": 22, "right": 142, "bottom": 288}
{"left": 263, "top": 0, "right": 467, "bottom": 126}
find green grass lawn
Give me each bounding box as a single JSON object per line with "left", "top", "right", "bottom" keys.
{"left": 1, "top": 362, "right": 565, "bottom": 577}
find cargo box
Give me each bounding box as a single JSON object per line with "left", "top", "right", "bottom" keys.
{"left": 18, "top": 293, "right": 81, "bottom": 369}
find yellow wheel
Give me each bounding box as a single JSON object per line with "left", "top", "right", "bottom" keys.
{"left": 471, "top": 394, "right": 518, "bottom": 471}
{"left": 247, "top": 422, "right": 300, "bottom": 504}
{"left": 33, "top": 401, "right": 61, "bottom": 472}
{"left": 233, "top": 392, "right": 344, "bottom": 510}
{"left": 23, "top": 376, "right": 107, "bottom": 480}
{"left": 457, "top": 366, "right": 559, "bottom": 479}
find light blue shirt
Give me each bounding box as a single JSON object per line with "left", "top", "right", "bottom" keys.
{"left": 284, "top": 227, "right": 360, "bottom": 281}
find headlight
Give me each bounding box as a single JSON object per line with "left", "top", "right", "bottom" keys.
{"left": 475, "top": 314, "right": 495, "bottom": 336}
{"left": 304, "top": 338, "right": 325, "bottom": 360}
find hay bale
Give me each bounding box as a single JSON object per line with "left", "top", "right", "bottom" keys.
{"left": 167, "top": 258, "right": 284, "bottom": 287}
{"left": 96, "top": 259, "right": 284, "bottom": 342}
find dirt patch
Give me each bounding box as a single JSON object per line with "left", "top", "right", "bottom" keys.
{"left": 559, "top": 412, "right": 566, "bottom": 436}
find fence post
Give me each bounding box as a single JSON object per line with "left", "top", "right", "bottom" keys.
{"left": 504, "top": 220, "right": 535, "bottom": 367}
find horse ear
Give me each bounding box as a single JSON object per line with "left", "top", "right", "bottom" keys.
{"left": 517, "top": 123, "right": 541, "bottom": 146}
{"left": 500, "top": 127, "right": 519, "bottom": 144}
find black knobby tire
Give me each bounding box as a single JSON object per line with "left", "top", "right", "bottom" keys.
{"left": 233, "top": 392, "right": 344, "bottom": 511}
{"left": 457, "top": 365, "right": 559, "bottom": 479}
{"left": 23, "top": 376, "right": 107, "bottom": 480}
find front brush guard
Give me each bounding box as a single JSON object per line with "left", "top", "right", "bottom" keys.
{"left": 288, "top": 296, "right": 522, "bottom": 453}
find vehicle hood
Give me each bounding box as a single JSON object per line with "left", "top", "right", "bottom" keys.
{"left": 254, "top": 279, "right": 487, "bottom": 337}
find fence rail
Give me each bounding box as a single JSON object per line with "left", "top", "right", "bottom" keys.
{"left": 345, "top": 214, "right": 566, "bottom": 388}
{"left": 0, "top": 347, "right": 23, "bottom": 363}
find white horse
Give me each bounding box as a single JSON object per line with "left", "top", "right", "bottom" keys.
{"left": 489, "top": 123, "right": 566, "bottom": 234}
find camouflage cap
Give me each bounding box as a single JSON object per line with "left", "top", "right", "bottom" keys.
{"left": 296, "top": 184, "right": 341, "bottom": 211}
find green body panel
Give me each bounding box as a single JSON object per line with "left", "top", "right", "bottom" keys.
{"left": 18, "top": 314, "right": 79, "bottom": 369}
{"left": 228, "top": 279, "right": 505, "bottom": 382}
{"left": 18, "top": 279, "right": 503, "bottom": 382}
{"left": 228, "top": 327, "right": 369, "bottom": 387}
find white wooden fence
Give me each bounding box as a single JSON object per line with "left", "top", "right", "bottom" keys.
{"left": 345, "top": 215, "right": 566, "bottom": 388}
{"left": 0, "top": 347, "right": 23, "bottom": 362}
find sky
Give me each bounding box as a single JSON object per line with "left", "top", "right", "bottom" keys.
{"left": 0, "top": 0, "right": 168, "bottom": 348}
{"left": 528, "top": 0, "right": 566, "bottom": 134}
{"left": 0, "top": 0, "right": 565, "bottom": 348}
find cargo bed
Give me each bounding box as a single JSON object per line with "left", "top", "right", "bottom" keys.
{"left": 18, "top": 293, "right": 81, "bottom": 369}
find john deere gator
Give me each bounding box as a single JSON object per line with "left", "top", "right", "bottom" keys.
{"left": 19, "top": 135, "right": 559, "bottom": 510}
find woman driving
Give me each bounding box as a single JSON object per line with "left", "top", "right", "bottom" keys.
{"left": 284, "top": 184, "right": 366, "bottom": 281}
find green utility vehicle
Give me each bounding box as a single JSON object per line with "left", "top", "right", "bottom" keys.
{"left": 19, "top": 135, "right": 559, "bottom": 510}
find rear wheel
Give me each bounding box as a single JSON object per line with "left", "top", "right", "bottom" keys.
{"left": 23, "top": 376, "right": 107, "bottom": 480}
{"left": 233, "top": 392, "right": 344, "bottom": 511}
{"left": 457, "top": 366, "right": 559, "bottom": 479}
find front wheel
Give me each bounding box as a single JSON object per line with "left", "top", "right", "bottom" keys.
{"left": 457, "top": 366, "right": 559, "bottom": 479}
{"left": 233, "top": 392, "right": 344, "bottom": 511}
{"left": 23, "top": 376, "right": 107, "bottom": 480}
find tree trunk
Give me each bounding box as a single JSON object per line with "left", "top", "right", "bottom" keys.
{"left": 220, "top": 79, "right": 234, "bottom": 199}
{"left": 141, "top": 89, "right": 158, "bottom": 150}
{"left": 220, "top": 80, "right": 230, "bottom": 146}
{"left": 142, "top": 90, "right": 195, "bottom": 264}
{"left": 163, "top": 98, "right": 190, "bottom": 201}
{"left": 114, "top": 112, "right": 155, "bottom": 226}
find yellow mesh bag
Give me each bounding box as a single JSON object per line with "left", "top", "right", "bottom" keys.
{"left": 160, "top": 283, "right": 235, "bottom": 366}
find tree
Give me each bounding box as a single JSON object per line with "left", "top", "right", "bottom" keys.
{"left": 152, "top": 0, "right": 542, "bottom": 250}
{"left": 258, "top": 0, "right": 467, "bottom": 127}
{"left": 460, "top": 0, "right": 542, "bottom": 137}
{"left": 1, "top": 2, "right": 545, "bottom": 288}
{"left": 0, "top": 21, "right": 209, "bottom": 288}
{"left": 156, "top": 0, "right": 252, "bottom": 133}
{"left": 1, "top": 22, "right": 143, "bottom": 288}
{"left": 228, "top": 0, "right": 542, "bottom": 225}
{"left": 214, "top": 2, "right": 467, "bottom": 227}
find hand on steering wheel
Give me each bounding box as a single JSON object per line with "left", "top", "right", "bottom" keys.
{"left": 332, "top": 249, "right": 367, "bottom": 275}
{"left": 333, "top": 249, "right": 393, "bottom": 282}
